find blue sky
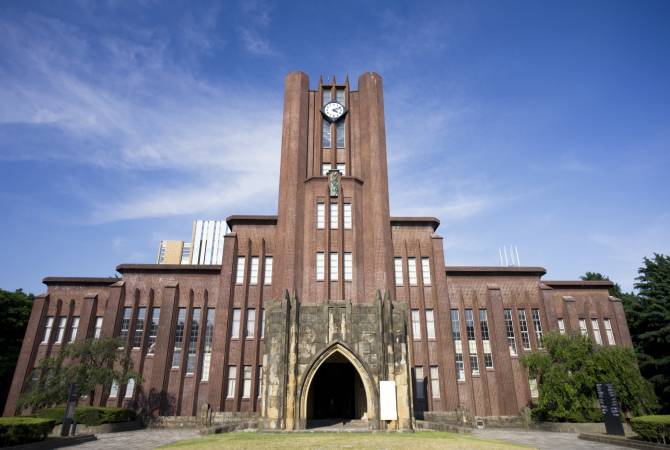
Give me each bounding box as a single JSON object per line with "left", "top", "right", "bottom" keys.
{"left": 1, "top": 0, "right": 668, "bottom": 294}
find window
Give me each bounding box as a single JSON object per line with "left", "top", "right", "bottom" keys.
{"left": 227, "top": 366, "right": 237, "bottom": 398}
{"left": 93, "top": 317, "right": 103, "bottom": 339}
{"left": 236, "top": 257, "right": 245, "bottom": 284}
{"left": 591, "top": 319, "right": 603, "bottom": 345}
{"left": 408, "top": 258, "right": 417, "bottom": 285}
{"left": 264, "top": 257, "right": 273, "bottom": 285}
{"left": 158, "top": 241, "right": 167, "bottom": 263}
{"left": 343, "top": 203, "right": 352, "bottom": 229}
{"left": 322, "top": 120, "right": 331, "bottom": 148}
{"left": 430, "top": 366, "right": 440, "bottom": 399}
{"left": 557, "top": 318, "right": 566, "bottom": 335}
{"left": 330, "top": 252, "right": 339, "bottom": 281}
{"left": 451, "top": 309, "right": 461, "bottom": 341}
{"left": 411, "top": 309, "right": 421, "bottom": 340}
{"left": 337, "top": 163, "right": 346, "bottom": 175}
{"left": 69, "top": 317, "right": 79, "bottom": 343}
{"left": 470, "top": 354, "right": 480, "bottom": 375}
{"left": 132, "top": 307, "right": 146, "bottom": 348}
{"left": 172, "top": 308, "right": 186, "bottom": 368}
{"left": 330, "top": 203, "right": 338, "bottom": 229}
{"left": 455, "top": 354, "right": 465, "bottom": 381}
{"left": 186, "top": 308, "right": 201, "bottom": 374}
{"left": 109, "top": 380, "right": 119, "bottom": 398}
{"left": 243, "top": 366, "right": 252, "bottom": 398}
{"left": 231, "top": 308, "right": 241, "bottom": 339}
{"left": 246, "top": 309, "right": 256, "bottom": 339}
{"left": 335, "top": 87, "right": 345, "bottom": 105}
{"left": 344, "top": 252, "right": 353, "bottom": 281}
{"left": 249, "top": 257, "right": 259, "bottom": 285}
{"left": 260, "top": 309, "right": 266, "bottom": 339}
{"left": 55, "top": 317, "right": 67, "bottom": 344}
{"left": 518, "top": 309, "right": 531, "bottom": 350}
{"left": 257, "top": 365, "right": 263, "bottom": 398}
{"left": 201, "top": 308, "right": 215, "bottom": 381}
{"left": 604, "top": 319, "right": 615, "bottom": 345}
{"left": 147, "top": 308, "right": 160, "bottom": 354}
{"left": 316, "top": 252, "right": 325, "bottom": 281}
{"left": 125, "top": 378, "right": 135, "bottom": 399}
{"left": 579, "top": 319, "right": 588, "bottom": 336}
{"left": 504, "top": 308, "right": 517, "bottom": 356}
{"left": 465, "top": 309, "right": 476, "bottom": 341}
{"left": 480, "top": 309, "right": 493, "bottom": 368}
{"left": 180, "top": 243, "right": 191, "bottom": 264}
{"left": 322, "top": 163, "right": 331, "bottom": 175}
{"left": 421, "top": 257, "right": 431, "bottom": 285}
{"left": 531, "top": 309, "right": 543, "bottom": 348}
{"left": 317, "top": 203, "right": 325, "bottom": 229}
{"left": 336, "top": 120, "right": 345, "bottom": 148}
{"left": 425, "top": 309, "right": 436, "bottom": 339}
{"left": 394, "top": 257, "right": 403, "bottom": 286}
{"left": 119, "top": 307, "right": 132, "bottom": 341}
{"left": 414, "top": 366, "right": 425, "bottom": 400}
{"left": 529, "top": 378, "right": 539, "bottom": 400}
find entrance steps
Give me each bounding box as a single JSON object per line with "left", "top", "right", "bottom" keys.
{"left": 305, "top": 419, "right": 370, "bottom": 432}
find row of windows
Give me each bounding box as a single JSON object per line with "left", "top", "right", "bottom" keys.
{"left": 321, "top": 163, "right": 346, "bottom": 176}
{"left": 395, "top": 257, "right": 431, "bottom": 286}
{"left": 316, "top": 202, "right": 352, "bottom": 229}
{"left": 226, "top": 365, "right": 262, "bottom": 399}
{"left": 315, "top": 252, "right": 353, "bottom": 281}
{"left": 414, "top": 365, "right": 441, "bottom": 400}
{"left": 452, "top": 308, "right": 496, "bottom": 380}
{"left": 502, "top": 307, "right": 544, "bottom": 357}
{"left": 230, "top": 308, "right": 266, "bottom": 340}
{"left": 41, "top": 315, "right": 101, "bottom": 345}
{"left": 235, "top": 256, "right": 273, "bottom": 285}
{"left": 411, "top": 309, "right": 436, "bottom": 340}
{"left": 558, "top": 317, "right": 616, "bottom": 345}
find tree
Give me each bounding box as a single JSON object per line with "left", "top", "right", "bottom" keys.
{"left": 0, "top": 288, "right": 34, "bottom": 412}
{"left": 522, "top": 332, "right": 656, "bottom": 422}
{"left": 17, "top": 337, "right": 141, "bottom": 412}
{"left": 624, "top": 254, "right": 670, "bottom": 413}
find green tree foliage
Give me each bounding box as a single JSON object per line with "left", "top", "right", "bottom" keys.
{"left": 522, "top": 332, "right": 656, "bottom": 422}
{"left": 624, "top": 254, "right": 670, "bottom": 413}
{"left": 17, "top": 337, "right": 141, "bottom": 412}
{"left": 0, "top": 288, "right": 34, "bottom": 411}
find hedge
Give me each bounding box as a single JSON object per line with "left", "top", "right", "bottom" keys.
{"left": 35, "top": 406, "right": 136, "bottom": 426}
{"left": 0, "top": 417, "right": 56, "bottom": 447}
{"left": 631, "top": 415, "right": 670, "bottom": 444}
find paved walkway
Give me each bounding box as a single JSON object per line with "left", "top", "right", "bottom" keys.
{"left": 71, "top": 429, "right": 199, "bottom": 450}
{"left": 473, "top": 429, "right": 630, "bottom": 450}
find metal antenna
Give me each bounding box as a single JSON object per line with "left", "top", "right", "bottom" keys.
{"left": 503, "top": 246, "right": 509, "bottom": 266}
{"left": 515, "top": 246, "right": 521, "bottom": 266}
{"left": 499, "top": 248, "right": 503, "bottom": 266}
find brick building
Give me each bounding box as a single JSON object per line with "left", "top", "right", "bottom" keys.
{"left": 3, "top": 72, "right": 632, "bottom": 430}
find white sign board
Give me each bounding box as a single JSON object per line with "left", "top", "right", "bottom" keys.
{"left": 379, "top": 380, "right": 397, "bottom": 420}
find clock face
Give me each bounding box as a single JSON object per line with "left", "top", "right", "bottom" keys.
{"left": 322, "top": 101, "right": 346, "bottom": 122}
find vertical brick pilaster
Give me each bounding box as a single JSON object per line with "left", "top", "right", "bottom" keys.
{"left": 149, "top": 280, "right": 179, "bottom": 415}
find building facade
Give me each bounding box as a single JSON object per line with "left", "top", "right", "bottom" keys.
{"left": 4, "top": 72, "right": 632, "bottom": 430}
{"left": 157, "top": 220, "right": 227, "bottom": 265}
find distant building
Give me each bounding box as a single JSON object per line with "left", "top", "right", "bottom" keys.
{"left": 156, "top": 220, "right": 226, "bottom": 265}
{"left": 156, "top": 240, "right": 187, "bottom": 265}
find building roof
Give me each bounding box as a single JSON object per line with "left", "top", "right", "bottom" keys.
{"left": 390, "top": 217, "right": 440, "bottom": 231}
{"left": 226, "top": 215, "right": 278, "bottom": 230}
{"left": 43, "top": 277, "right": 119, "bottom": 286}
{"left": 542, "top": 280, "right": 614, "bottom": 289}
{"left": 445, "top": 266, "right": 547, "bottom": 276}
{"left": 116, "top": 264, "right": 221, "bottom": 274}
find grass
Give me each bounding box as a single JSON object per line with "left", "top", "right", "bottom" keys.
{"left": 160, "top": 431, "right": 527, "bottom": 449}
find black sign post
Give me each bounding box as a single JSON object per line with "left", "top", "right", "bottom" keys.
{"left": 595, "top": 383, "right": 625, "bottom": 436}
{"left": 60, "top": 383, "right": 77, "bottom": 437}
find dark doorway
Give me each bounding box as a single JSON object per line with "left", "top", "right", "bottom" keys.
{"left": 306, "top": 352, "right": 367, "bottom": 427}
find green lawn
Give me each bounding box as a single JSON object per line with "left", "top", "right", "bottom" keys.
{"left": 160, "top": 431, "right": 527, "bottom": 449}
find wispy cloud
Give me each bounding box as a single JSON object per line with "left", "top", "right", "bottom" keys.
{"left": 237, "top": 0, "right": 275, "bottom": 56}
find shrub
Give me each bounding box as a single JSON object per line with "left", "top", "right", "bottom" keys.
{"left": 631, "top": 415, "right": 670, "bottom": 444}
{"left": 35, "top": 406, "right": 136, "bottom": 426}
{"left": 0, "top": 417, "right": 56, "bottom": 447}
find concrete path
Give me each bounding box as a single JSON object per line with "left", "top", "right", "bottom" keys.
{"left": 473, "top": 429, "right": 631, "bottom": 450}
{"left": 71, "top": 429, "right": 199, "bottom": 450}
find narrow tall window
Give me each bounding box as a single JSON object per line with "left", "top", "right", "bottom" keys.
{"left": 316, "top": 252, "right": 325, "bottom": 281}
{"left": 120, "top": 307, "right": 132, "bottom": 341}
{"left": 579, "top": 318, "right": 588, "bottom": 336}
{"left": 236, "top": 257, "right": 245, "bottom": 284}
{"left": 455, "top": 354, "right": 465, "bottom": 381}
{"left": 55, "top": 317, "right": 67, "bottom": 344}
{"left": 249, "top": 257, "right": 259, "bottom": 285}
{"left": 257, "top": 366, "right": 263, "bottom": 398}
{"left": 264, "top": 257, "right": 273, "bottom": 285}
{"left": 465, "top": 309, "right": 476, "bottom": 341}
{"left": 201, "top": 308, "right": 215, "bottom": 381}
{"left": 69, "top": 317, "right": 80, "bottom": 343}
{"left": 430, "top": 366, "right": 440, "bottom": 399}
{"left": 518, "top": 309, "right": 531, "bottom": 350}
{"left": 336, "top": 120, "right": 345, "bottom": 148}
{"left": 421, "top": 257, "right": 431, "bottom": 285}
{"left": 411, "top": 309, "right": 421, "bottom": 340}
{"left": 243, "top": 365, "right": 252, "bottom": 398}
{"left": 260, "top": 308, "right": 266, "bottom": 339}
{"left": 330, "top": 203, "right": 338, "bottom": 229}
{"left": 246, "top": 309, "right": 256, "bottom": 339}
{"left": 343, "top": 203, "right": 352, "bottom": 229}
{"left": 604, "top": 319, "right": 615, "bottom": 345}
{"left": 591, "top": 319, "right": 603, "bottom": 345}
{"left": 109, "top": 380, "right": 119, "bottom": 398}
{"left": 408, "top": 258, "right": 417, "bottom": 285}
{"left": 344, "top": 252, "right": 353, "bottom": 281}
{"left": 465, "top": 309, "right": 478, "bottom": 374}
{"left": 335, "top": 87, "right": 345, "bottom": 105}
{"left": 480, "top": 309, "right": 493, "bottom": 368}
{"left": 125, "top": 378, "right": 135, "bottom": 399}
{"left": 470, "top": 354, "right": 480, "bottom": 375}
{"left": 557, "top": 318, "right": 566, "bottom": 335}
{"left": 93, "top": 317, "right": 103, "bottom": 339}
{"left": 504, "top": 308, "right": 517, "bottom": 356}
{"left": 227, "top": 366, "right": 237, "bottom": 398}
{"left": 414, "top": 366, "right": 425, "bottom": 400}
{"left": 451, "top": 309, "right": 461, "bottom": 341}
{"left": 172, "top": 308, "right": 186, "bottom": 368}
{"left": 337, "top": 163, "right": 346, "bottom": 175}
{"left": 132, "top": 307, "right": 146, "bottom": 348}
{"left": 231, "top": 308, "right": 241, "bottom": 339}
{"left": 330, "top": 252, "right": 339, "bottom": 281}
{"left": 394, "top": 257, "right": 403, "bottom": 286}
{"left": 147, "top": 308, "right": 160, "bottom": 354}
{"left": 531, "top": 309, "right": 543, "bottom": 348}
{"left": 322, "top": 120, "right": 331, "bottom": 148}
{"left": 317, "top": 203, "right": 325, "bottom": 229}
{"left": 529, "top": 379, "right": 539, "bottom": 400}
{"left": 322, "top": 163, "right": 331, "bottom": 175}
{"left": 186, "top": 308, "right": 200, "bottom": 374}
{"left": 425, "top": 309, "right": 436, "bottom": 339}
